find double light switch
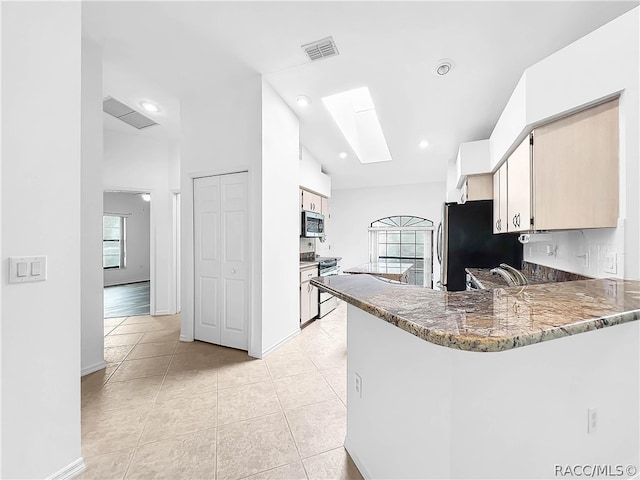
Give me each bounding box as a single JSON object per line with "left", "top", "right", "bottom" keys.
{"left": 9, "top": 256, "right": 47, "bottom": 283}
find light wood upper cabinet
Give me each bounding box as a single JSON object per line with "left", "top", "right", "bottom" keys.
{"left": 462, "top": 174, "right": 493, "bottom": 203}
{"left": 506, "top": 135, "right": 532, "bottom": 232}
{"left": 300, "top": 188, "right": 322, "bottom": 214}
{"left": 321, "top": 196, "right": 329, "bottom": 217}
{"left": 532, "top": 98, "right": 619, "bottom": 230}
{"left": 493, "top": 98, "right": 619, "bottom": 233}
{"left": 493, "top": 165, "right": 508, "bottom": 234}
{"left": 301, "top": 188, "right": 329, "bottom": 216}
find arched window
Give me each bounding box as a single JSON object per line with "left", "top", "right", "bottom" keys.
{"left": 369, "top": 216, "right": 434, "bottom": 287}
{"left": 370, "top": 216, "right": 433, "bottom": 228}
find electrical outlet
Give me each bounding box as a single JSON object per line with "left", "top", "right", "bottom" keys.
{"left": 575, "top": 252, "right": 589, "bottom": 268}
{"left": 604, "top": 253, "right": 617, "bottom": 274}
{"left": 354, "top": 373, "right": 362, "bottom": 399}
{"left": 588, "top": 407, "right": 597, "bottom": 434}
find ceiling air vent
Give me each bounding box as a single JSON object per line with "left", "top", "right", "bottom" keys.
{"left": 103, "top": 96, "right": 158, "bottom": 130}
{"left": 301, "top": 36, "right": 339, "bottom": 62}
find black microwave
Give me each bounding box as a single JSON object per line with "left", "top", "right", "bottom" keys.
{"left": 301, "top": 210, "right": 325, "bottom": 238}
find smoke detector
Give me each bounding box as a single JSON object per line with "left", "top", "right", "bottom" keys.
{"left": 103, "top": 96, "right": 158, "bottom": 129}
{"left": 435, "top": 59, "right": 453, "bottom": 76}
{"left": 301, "top": 36, "right": 339, "bottom": 62}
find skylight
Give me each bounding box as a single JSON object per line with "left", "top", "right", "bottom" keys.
{"left": 321, "top": 87, "right": 392, "bottom": 164}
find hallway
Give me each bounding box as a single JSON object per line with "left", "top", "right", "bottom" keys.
{"left": 80, "top": 302, "right": 362, "bottom": 479}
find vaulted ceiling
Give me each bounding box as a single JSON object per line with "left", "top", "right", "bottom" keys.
{"left": 83, "top": 1, "right": 638, "bottom": 189}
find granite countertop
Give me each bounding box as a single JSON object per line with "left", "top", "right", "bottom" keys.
{"left": 344, "top": 261, "right": 414, "bottom": 276}
{"left": 311, "top": 274, "right": 640, "bottom": 352}
{"left": 300, "top": 261, "right": 319, "bottom": 269}
{"left": 466, "top": 266, "right": 584, "bottom": 290}
{"left": 465, "top": 268, "right": 510, "bottom": 289}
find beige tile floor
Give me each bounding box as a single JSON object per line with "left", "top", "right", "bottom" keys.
{"left": 81, "top": 301, "right": 362, "bottom": 480}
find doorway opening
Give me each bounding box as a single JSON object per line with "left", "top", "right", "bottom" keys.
{"left": 368, "top": 216, "right": 434, "bottom": 287}
{"left": 103, "top": 190, "right": 151, "bottom": 318}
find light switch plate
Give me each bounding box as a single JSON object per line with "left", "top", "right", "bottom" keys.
{"left": 9, "top": 256, "right": 47, "bottom": 283}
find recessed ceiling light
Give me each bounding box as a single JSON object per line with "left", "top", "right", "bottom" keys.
{"left": 296, "top": 95, "right": 311, "bottom": 107}
{"left": 339, "top": 152, "right": 347, "bottom": 159}
{"left": 140, "top": 193, "right": 151, "bottom": 202}
{"left": 140, "top": 101, "right": 159, "bottom": 113}
{"left": 419, "top": 140, "right": 429, "bottom": 149}
{"left": 435, "top": 60, "right": 452, "bottom": 76}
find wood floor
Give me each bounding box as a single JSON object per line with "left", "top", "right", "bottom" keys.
{"left": 104, "top": 281, "right": 150, "bottom": 318}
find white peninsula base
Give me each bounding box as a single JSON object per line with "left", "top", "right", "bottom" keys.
{"left": 345, "top": 305, "right": 639, "bottom": 479}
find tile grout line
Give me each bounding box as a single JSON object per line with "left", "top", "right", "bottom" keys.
{"left": 264, "top": 356, "right": 311, "bottom": 480}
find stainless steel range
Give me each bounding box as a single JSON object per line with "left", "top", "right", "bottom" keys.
{"left": 318, "top": 257, "right": 339, "bottom": 317}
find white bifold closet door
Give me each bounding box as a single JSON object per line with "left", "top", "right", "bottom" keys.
{"left": 193, "top": 172, "right": 249, "bottom": 350}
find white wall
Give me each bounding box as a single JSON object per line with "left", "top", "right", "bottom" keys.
{"left": 300, "top": 146, "right": 331, "bottom": 197}
{"left": 180, "top": 76, "right": 303, "bottom": 358}
{"left": 103, "top": 192, "right": 151, "bottom": 286}
{"left": 346, "top": 305, "right": 639, "bottom": 479}
{"left": 1, "top": 3, "right": 84, "bottom": 478}
{"left": 81, "top": 36, "right": 106, "bottom": 376}
{"left": 455, "top": 139, "right": 490, "bottom": 187}
{"left": 445, "top": 159, "right": 461, "bottom": 203}
{"left": 491, "top": 8, "right": 639, "bottom": 279}
{"left": 330, "top": 182, "right": 445, "bottom": 283}
{"left": 104, "top": 129, "right": 178, "bottom": 314}
{"left": 261, "top": 80, "right": 300, "bottom": 354}
{"left": 180, "top": 74, "right": 263, "bottom": 356}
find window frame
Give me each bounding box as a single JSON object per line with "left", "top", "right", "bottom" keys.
{"left": 368, "top": 216, "right": 434, "bottom": 287}
{"left": 103, "top": 214, "right": 126, "bottom": 270}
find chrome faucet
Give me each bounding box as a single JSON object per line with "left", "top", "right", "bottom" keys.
{"left": 500, "top": 263, "right": 529, "bottom": 286}
{"left": 490, "top": 267, "right": 518, "bottom": 287}
{"left": 490, "top": 264, "right": 529, "bottom": 287}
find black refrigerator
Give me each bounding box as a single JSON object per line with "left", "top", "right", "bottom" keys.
{"left": 436, "top": 200, "right": 522, "bottom": 291}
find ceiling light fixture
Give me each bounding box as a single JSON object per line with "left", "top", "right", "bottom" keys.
{"left": 339, "top": 152, "right": 347, "bottom": 159}
{"left": 140, "top": 193, "right": 151, "bottom": 202}
{"left": 435, "top": 60, "right": 452, "bottom": 76}
{"left": 419, "top": 140, "right": 429, "bottom": 150}
{"left": 140, "top": 101, "right": 160, "bottom": 113}
{"left": 296, "top": 95, "right": 311, "bottom": 107}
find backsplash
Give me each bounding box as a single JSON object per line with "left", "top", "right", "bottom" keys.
{"left": 300, "top": 237, "right": 315, "bottom": 255}
{"left": 521, "top": 261, "right": 591, "bottom": 282}
{"left": 522, "top": 225, "right": 623, "bottom": 279}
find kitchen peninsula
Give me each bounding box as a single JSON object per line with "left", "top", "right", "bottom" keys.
{"left": 312, "top": 274, "right": 640, "bottom": 479}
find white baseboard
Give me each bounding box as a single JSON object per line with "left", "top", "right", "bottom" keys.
{"left": 81, "top": 360, "right": 107, "bottom": 377}
{"left": 48, "top": 457, "right": 86, "bottom": 480}
{"left": 344, "top": 437, "right": 371, "bottom": 480}
{"left": 261, "top": 328, "right": 301, "bottom": 357}
{"left": 179, "top": 335, "right": 193, "bottom": 342}
{"left": 153, "top": 310, "right": 170, "bottom": 316}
